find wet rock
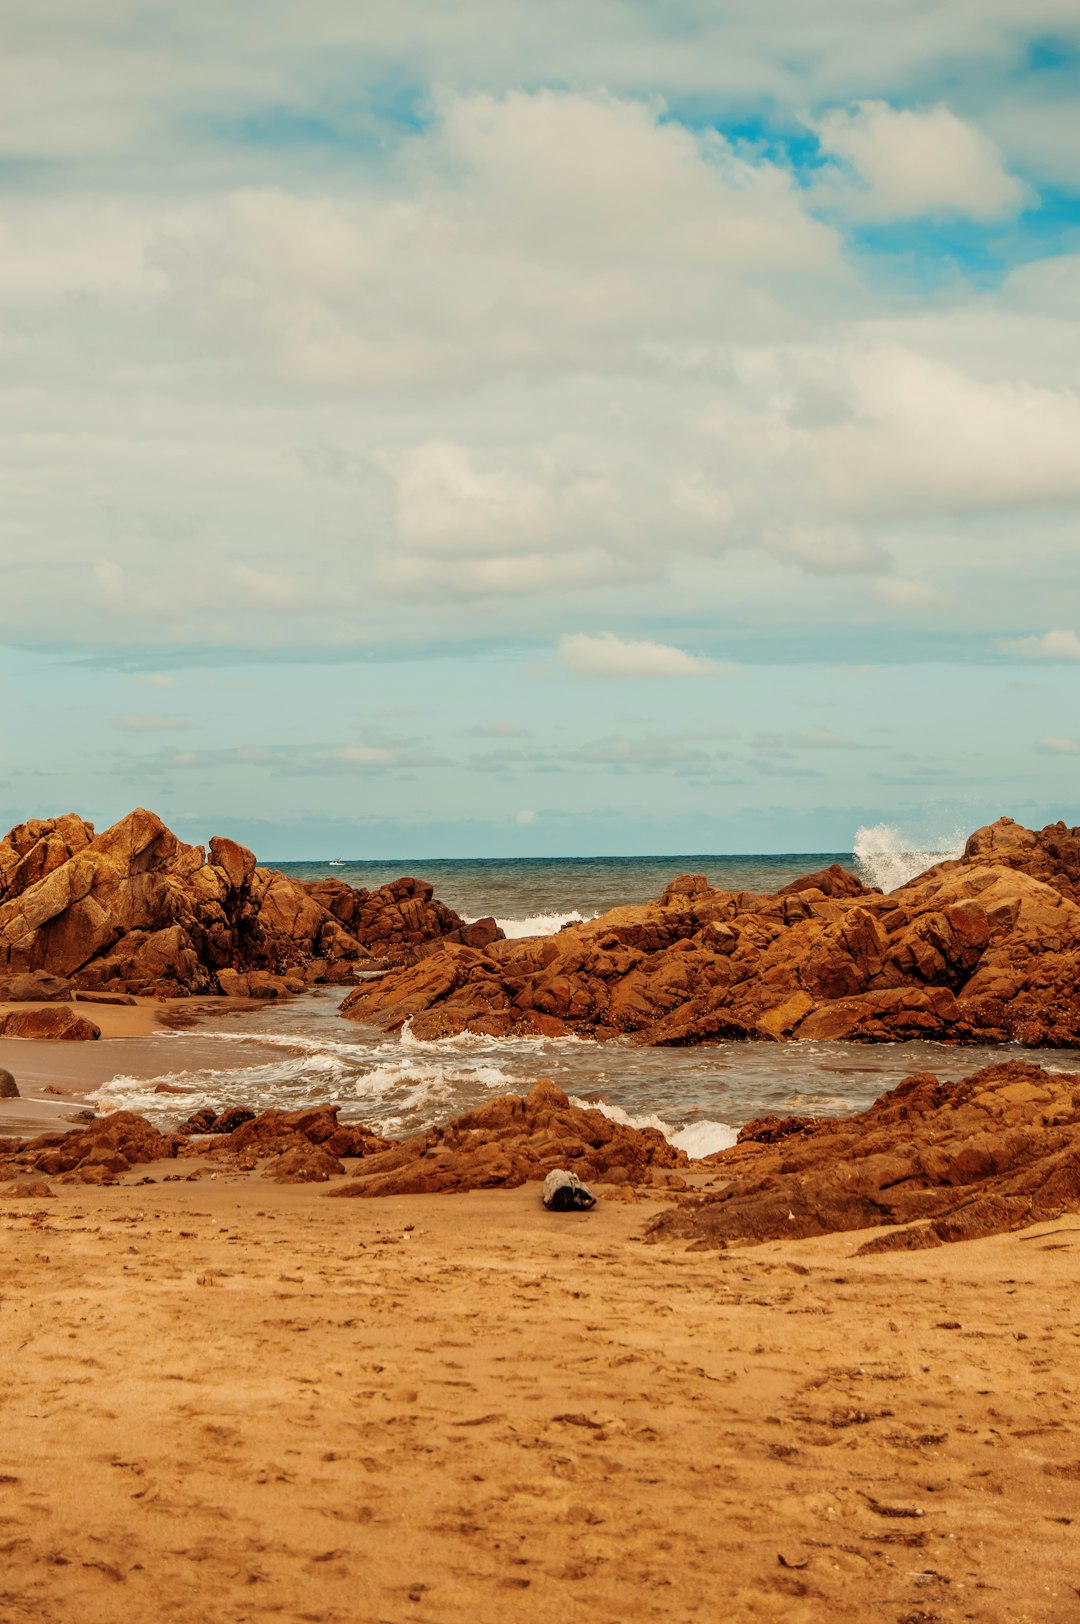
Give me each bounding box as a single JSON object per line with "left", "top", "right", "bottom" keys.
{"left": 339, "top": 817, "right": 1080, "bottom": 1049}
{"left": 645, "top": 1061, "right": 1080, "bottom": 1251}
{"left": 0, "top": 1007, "right": 101, "bottom": 1041}
{"left": 328, "top": 1079, "right": 686, "bottom": 1199}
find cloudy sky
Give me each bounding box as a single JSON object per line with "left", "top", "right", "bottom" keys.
{"left": 2, "top": 1, "right": 1079, "bottom": 858}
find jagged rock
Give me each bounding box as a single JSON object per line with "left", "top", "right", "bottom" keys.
{"left": 0, "top": 1110, "right": 183, "bottom": 1182}
{"left": 0, "top": 815, "right": 94, "bottom": 904}
{"left": 0, "top": 1007, "right": 101, "bottom": 1041}
{"left": 328, "top": 1079, "right": 686, "bottom": 1198}
{"left": 303, "top": 875, "right": 503, "bottom": 966}
{"left": 180, "top": 1103, "right": 392, "bottom": 1165}
{"left": 645, "top": 1061, "right": 1080, "bottom": 1251}
{"left": 0, "top": 1068, "right": 18, "bottom": 1098}
{"left": 0, "top": 972, "right": 73, "bottom": 1002}
{"left": 340, "top": 818, "right": 1080, "bottom": 1048}
{"left": 0, "top": 808, "right": 473, "bottom": 999}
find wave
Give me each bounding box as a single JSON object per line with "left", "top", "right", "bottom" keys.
{"left": 852, "top": 822, "right": 965, "bottom": 892}
{"left": 571, "top": 1095, "right": 737, "bottom": 1161}
{"left": 464, "top": 909, "right": 598, "bottom": 939}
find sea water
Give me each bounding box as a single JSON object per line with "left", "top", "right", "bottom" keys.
{"left": 90, "top": 825, "right": 1080, "bottom": 1155}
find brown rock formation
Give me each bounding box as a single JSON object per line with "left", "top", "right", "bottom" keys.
{"left": 0, "top": 1067, "right": 18, "bottom": 1098}
{"left": 303, "top": 875, "right": 502, "bottom": 966}
{"left": 0, "top": 808, "right": 475, "bottom": 1000}
{"left": 0, "top": 1007, "right": 101, "bottom": 1041}
{"left": 340, "top": 818, "right": 1080, "bottom": 1048}
{"left": 0, "top": 1101, "right": 391, "bottom": 1185}
{"left": 0, "top": 1111, "right": 183, "bottom": 1183}
{"left": 0, "top": 972, "right": 73, "bottom": 1001}
{"left": 646, "top": 1061, "right": 1080, "bottom": 1251}
{"left": 328, "top": 1078, "right": 687, "bottom": 1198}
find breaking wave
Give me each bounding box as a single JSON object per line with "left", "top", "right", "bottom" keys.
{"left": 466, "top": 908, "right": 598, "bottom": 939}
{"left": 571, "top": 1096, "right": 738, "bottom": 1160}
{"left": 853, "top": 822, "right": 965, "bottom": 893}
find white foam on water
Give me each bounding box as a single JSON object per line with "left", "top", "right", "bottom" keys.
{"left": 570, "top": 1095, "right": 738, "bottom": 1160}
{"left": 853, "top": 822, "right": 965, "bottom": 892}
{"left": 668, "top": 1120, "right": 739, "bottom": 1158}
{"left": 464, "top": 909, "right": 598, "bottom": 938}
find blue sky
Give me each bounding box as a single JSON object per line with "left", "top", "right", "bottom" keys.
{"left": 2, "top": 2, "right": 1080, "bottom": 857}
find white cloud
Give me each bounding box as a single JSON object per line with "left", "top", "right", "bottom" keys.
{"left": 813, "top": 101, "right": 1026, "bottom": 221}
{"left": 764, "top": 526, "right": 890, "bottom": 574}
{"left": 1037, "top": 735, "right": 1080, "bottom": 754}
{"left": 514, "top": 809, "right": 537, "bottom": 825}
{"left": 1001, "top": 628, "right": 1080, "bottom": 661}
{"left": 875, "top": 577, "right": 951, "bottom": 610}
{"left": 558, "top": 633, "right": 734, "bottom": 679}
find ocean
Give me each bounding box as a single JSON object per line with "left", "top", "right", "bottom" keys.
{"left": 88, "top": 829, "right": 1080, "bottom": 1154}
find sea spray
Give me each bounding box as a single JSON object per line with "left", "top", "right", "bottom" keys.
{"left": 853, "top": 822, "right": 965, "bottom": 892}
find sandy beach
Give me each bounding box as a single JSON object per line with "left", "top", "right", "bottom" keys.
{"left": 0, "top": 997, "right": 274, "bottom": 1137}
{"left": 3, "top": 1166, "right": 1079, "bottom": 1624}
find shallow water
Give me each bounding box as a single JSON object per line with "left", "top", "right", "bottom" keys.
{"left": 89, "top": 986, "right": 1080, "bottom": 1159}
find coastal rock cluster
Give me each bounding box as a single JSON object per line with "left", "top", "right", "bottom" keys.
{"left": 340, "top": 817, "right": 1080, "bottom": 1048}
{"left": 0, "top": 809, "right": 493, "bottom": 1001}
{"left": 0, "top": 1102, "right": 391, "bottom": 1186}
{"left": 327, "top": 1078, "right": 688, "bottom": 1197}
{"left": 647, "top": 1061, "right": 1080, "bottom": 1252}
{"left": 0, "top": 1082, "right": 677, "bottom": 1193}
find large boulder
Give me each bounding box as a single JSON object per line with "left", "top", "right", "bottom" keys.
{"left": 339, "top": 818, "right": 1080, "bottom": 1048}
{"left": 0, "top": 1007, "right": 100, "bottom": 1041}
{"left": 645, "top": 1061, "right": 1080, "bottom": 1251}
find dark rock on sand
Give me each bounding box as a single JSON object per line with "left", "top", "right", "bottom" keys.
{"left": 339, "top": 817, "right": 1080, "bottom": 1049}
{"left": 0, "top": 1067, "right": 18, "bottom": 1098}
{"left": 645, "top": 1061, "right": 1080, "bottom": 1252}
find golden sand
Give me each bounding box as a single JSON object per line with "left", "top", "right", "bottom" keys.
{"left": 2, "top": 1167, "right": 1079, "bottom": 1623}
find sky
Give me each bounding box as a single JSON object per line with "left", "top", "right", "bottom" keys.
{"left": 2, "top": 1, "right": 1079, "bottom": 859}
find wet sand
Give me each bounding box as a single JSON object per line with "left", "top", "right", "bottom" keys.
{"left": 2, "top": 1170, "right": 1079, "bottom": 1623}
{"left": 0, "top": 997, "right": 278, "bottom": 1137}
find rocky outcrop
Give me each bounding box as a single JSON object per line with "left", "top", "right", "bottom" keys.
{"left": 339, "top": 818, "right": 1080, "bottom": 1048}
{"left": 0, "top": 1101, "right": 392, "bottom": 1185}
{"left": 0, "top": 815, "right": 94, "bottom": 904}
{"left": 0, "top": 1007, "right": 100, "bottom": 1040}
{"left": 303, "top": 875, "right": 502, "bottom": 966}
{"left": 328, "top": 1079, "right": 687, "bottom": 1198}
{"left": 0, "top": 808, "right": 474, "bottom": 1000}
{"left": 645, "top": 1061, "right": 1080, "bottom": 1252}
{"left": 0, "top": 1111, "right": 183, "bottom": 1183}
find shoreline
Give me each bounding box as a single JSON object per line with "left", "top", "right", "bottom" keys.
{"left": 4, "top": 1171, "right": 1079, "bottom": 1621}
{"left": 0, "top": 995, "right": 274, "bottom": 1138}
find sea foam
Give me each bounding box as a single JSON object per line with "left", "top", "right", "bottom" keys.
{"left": 853, "top": 822, "right": 965, "bottom": 892}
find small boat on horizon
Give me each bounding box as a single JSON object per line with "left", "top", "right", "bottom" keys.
{"left": 327, "top": 859, "right": 345, "bottom": 866}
